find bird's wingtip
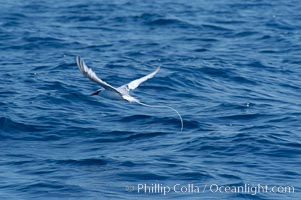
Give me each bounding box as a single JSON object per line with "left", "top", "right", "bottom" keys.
{"left": 156, "top": 66, "right": 161, "bottom": 72}
{"left": 75, "top": 56, "right": 81, "bottom": 68}
{"left": 75, "top": 55, "right": 81, "bottom": 62}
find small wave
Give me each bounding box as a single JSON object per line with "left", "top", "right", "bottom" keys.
{"left": 7, "top": 37, "right": 67, "bottom": 51}
{"left": 120, "top": 114, "right": 182, "bottom": 132}
{"left": 118, "top": 171, "right": 168, "bottom": 181}
{"left": 233, "top": 31, "right": 259, "bottom": 37}
{"left": 146, "top": 18, "right": 188, "bottom": 26}
{"left": 127, "top": 12, "right": 196, "bottom": 28}
{"left": 56, "top": 158, "right": 108, "bottom": 166}
{"left": 218, "top": 113, "right": 270, "bottom": 121}
{"left": 120, "top": 114, "right": 154, "bottom": 122}
{"left": 0, "top": 117, "right": 47, "bottom": 133}
{"left": 200, "top": 66, "right": 232, "bottom": 77}
{"left": 202, "top": 24, "right": 233, "bottom": 32}
{"left": 194, "top": 48, "right": 208, "bottom": 52}
{"left": 124, "top": 131, "right": 169, "bottom": 141}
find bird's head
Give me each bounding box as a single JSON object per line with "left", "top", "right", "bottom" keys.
{"left": 90, "top": 89, "right": 103, "bottom": 96}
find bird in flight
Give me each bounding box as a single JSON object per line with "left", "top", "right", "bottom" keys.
{"left": 76, "top": 56, "right": 183, "bottom": 131}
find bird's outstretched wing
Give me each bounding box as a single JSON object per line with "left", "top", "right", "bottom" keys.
{"left": 122, "top": 66, "right": 160, "bottom": 91}
{"left": 76, "top": 56, "right": 122, "bottom": 94}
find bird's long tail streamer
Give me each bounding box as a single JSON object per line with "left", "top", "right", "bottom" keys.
{"left": 135, "top": 101, "right": 183, "bottom": 132}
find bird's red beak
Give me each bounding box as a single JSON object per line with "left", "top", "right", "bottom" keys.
{"left": 90, "top": 90, "right": 101, "bottom": 96}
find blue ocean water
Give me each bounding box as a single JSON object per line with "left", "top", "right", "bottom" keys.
{"left": 1, "top": 0, "right": 301, "bottom": 199}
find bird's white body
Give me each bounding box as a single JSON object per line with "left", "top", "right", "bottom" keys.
{"left": 100, "top": 88, "right": 138, "bottom": 102}
{"left": 101, "top": 89, "right": 125, "bottom": 100}
{"left": 75, "top": 56, "right": 183, "bottom": 131}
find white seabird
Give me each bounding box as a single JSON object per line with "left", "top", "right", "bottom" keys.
{"left": 76, "top": 56, "right": 183, "bottom": 132}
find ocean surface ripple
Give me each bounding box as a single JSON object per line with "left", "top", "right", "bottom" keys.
{"left": 0, "top": 0, "right": 300, "bottom": 199}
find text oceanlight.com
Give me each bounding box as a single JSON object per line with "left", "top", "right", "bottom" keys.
{"left": 125, "top": 183, "right": 295, "bottom": 196}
